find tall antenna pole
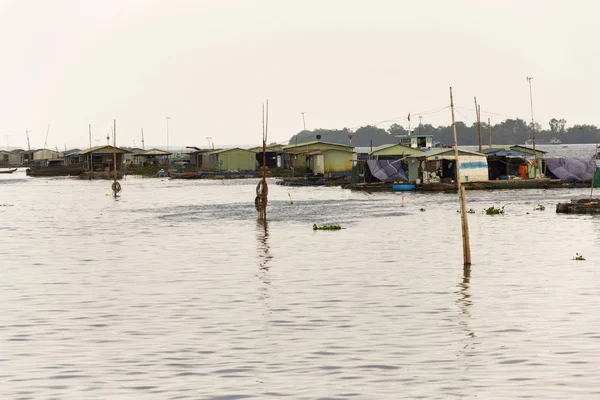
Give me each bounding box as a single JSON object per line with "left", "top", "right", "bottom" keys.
{"left": 301, "top": 112, "right": 306, "bottom": 131}
{"left": 25, "top": 130, "right": 31, "bottom": 151}
{"left": 488, "top": 118, "right": 492, "bottom": 148}
{"left": 141, "top": 128, "right": 145, "bottom": 150}
{"left": 88, "top": 124, "right": 92, "bottom": 171}
{"left": 527, "top": 76, "right": 541, "bottom": 178}
{"left": 450, "top": 87, "right": 472, "bottom": 266}
{"left": 474, "top": 97, "right": 482, "bottom": 153}
{"left": 44, "top": 124, "right": 50, "bottom": 149}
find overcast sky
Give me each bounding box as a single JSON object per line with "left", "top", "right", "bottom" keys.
{"left": 1, "top": 0, "right": 598, "bottom": 150}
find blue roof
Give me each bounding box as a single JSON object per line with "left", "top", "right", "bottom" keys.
{"left": 486, "top": 149, "right": 527, "bottom": 157}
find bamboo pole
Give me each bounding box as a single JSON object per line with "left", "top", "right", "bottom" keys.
{"left": 474, "top": 97, "right": 482, "bottom": 153}
{"left": 113, "top": 120, "right": 117, "bottom": 181}
{"left": 591, "top": 146, "right": 599, "bottom": 201}
{"left": 88, "top": 124, "right": 92, "bottom": 171}
{"left": 112, "top": 119, "right": 120, "bottom": 198}
{"left": 257, "top": 101, "right": 269, "bottom": 220}
{"left": 450, "top": 87, "right": 472, "bottom": 266}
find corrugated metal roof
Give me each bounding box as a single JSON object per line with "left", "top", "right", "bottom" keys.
{"left": 510, "top": 145, "right": 547, "bottom": 154}
{"left": 408, "top": 148, "right": 485, "bottom": 158}
{"left": 136, "top": 149, "right": 172, "bottom": 156}
{"left": 79, "top": 145, "right": 131, "bottom": 155}
{"left": 485, "top": 149, "right": 527, "bottom": 157}
{"left": 370, "top": 143, "right": 424, "bottom": 155}
{"left": 283, "top": 141, "right": 354, "bottom": 150}
{"left": 207, "top": 147, "right": 255, "bottom": 155}
{"left": 249, "top": 144, "right": 285, "bottom": 153}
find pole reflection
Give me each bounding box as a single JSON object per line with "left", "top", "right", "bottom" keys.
{"left": 456, "top": 265, "right": 477, "bottom": 397}
{"left": 457, "top": 265, "right": 473, "bottom": 334}
{"left": 256, "top": 220, "right": 273, "bottom": 325}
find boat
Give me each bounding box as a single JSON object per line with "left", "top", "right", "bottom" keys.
{"left": 392, "top": 183, "right": 416, "bottom": 191}
{"left": 169, "top": 171, "right": 202, "bottom": 179}
{"left": 26, "top": 159, "right": 84, "bottom": 177}
{"left": 550, "top": 138, "right": 562, "bottom": 144}
{"left": 0, "top": 168, "right": 17, "bottom": 174}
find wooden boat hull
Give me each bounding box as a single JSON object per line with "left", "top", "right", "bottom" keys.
{"left": 0, "top": 168, "right": 17, "bottom": 174}
{"left": 26, "top": 166, "right": 84, "bottom": 177}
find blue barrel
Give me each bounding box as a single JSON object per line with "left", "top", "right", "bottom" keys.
{"left": 392, "top": 183, "right": 416, "bottom": 192}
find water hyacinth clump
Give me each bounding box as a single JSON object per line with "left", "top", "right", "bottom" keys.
{"left": 573, "top": 253, "right": 586, "bottom": 261}
{"left": 313, "top": 224, "right": 342, "bottom": 231}
{"left": 484, "top": 206, "right": 505, "bottom": 215}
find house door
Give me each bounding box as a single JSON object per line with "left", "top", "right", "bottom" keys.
{"left": 313, "top": 154, "right": 325, "bottom": 174}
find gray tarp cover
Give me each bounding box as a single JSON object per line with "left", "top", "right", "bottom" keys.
{"left": 367, "top": 159, "right": 408, "bottom": 182}
{"left": 543, "top": 157, "right": 597, "bottom": 183}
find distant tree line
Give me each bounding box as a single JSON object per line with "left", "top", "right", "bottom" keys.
{"left": 288, "top": 118, "right": 600, "bottom": 147}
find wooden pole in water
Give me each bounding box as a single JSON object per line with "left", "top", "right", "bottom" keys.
{"left": 257, "top": 101, "right": 269, "bottom": 220}
{"left": 591, "top": 148, "right": 599, "bottom": 201}
{"left": 88, "top": 124, "right": 92, "bottom": 171}
{"left": 450, "top": 87, "right": 472, "bottom": 266}
{"left": 112, "top": 119, "right": 119, "bottom": 197}
{"left": 474, "top": 97, "right": 482, "bottom": 153}
{"left": 113, "top": 120, "right": 117, "bottom": 178}
{"left": 488, "top": 118, "right": 492, "bottom": 148}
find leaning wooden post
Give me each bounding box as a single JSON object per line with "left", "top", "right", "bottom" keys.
{"left": 256, "top": 101, "right": 269, "bottom": 220}
{"left": 450, "top": 87, "right": 472, "bottom": 266}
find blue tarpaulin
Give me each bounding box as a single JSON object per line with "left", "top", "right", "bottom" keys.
{"left": 367, "top": 159, "right": 408, "bottom": 183}
{"left": 543, "top": 157, "right": 597, "bottom": 183}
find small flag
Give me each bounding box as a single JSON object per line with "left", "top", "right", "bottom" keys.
{"left": 407, "top": 113, "right": 411, "bottom": 122}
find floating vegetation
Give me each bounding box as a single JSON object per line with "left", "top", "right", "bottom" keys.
{"left": 484, "top": 206, "right": 505, "bottom": 215}
{"left": 573, "top": 253, "right": 586, "bottom": 261}
{"left": 313, "top": 224, "right": 342, "bottom": 231}
{"left": 534, "top": 204, "right": 545, "bottom": 211}
{"left": 0, "top": 204, "right": 14, "bottom": 207}
{"left": 420, "top": 208, "right": 426, "bottom": 212}
{"left": 467, "top": 208, "right": 476, "bottom": 214}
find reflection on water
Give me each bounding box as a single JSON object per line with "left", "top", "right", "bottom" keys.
{"left": 1, "top": 169, "right": 600, "bottom": 399}
{"left": 256, "top": 220, "right": 272, "bottom": 326}
{"left": 457, "top": 265, "right": 474, "bottom": 337}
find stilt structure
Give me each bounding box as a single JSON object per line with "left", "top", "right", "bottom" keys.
{"left": 256, "top": 101, "right": 269, "bottom": 220}
{"left": 112, "top": 119, "right": 121, "bottom": 198}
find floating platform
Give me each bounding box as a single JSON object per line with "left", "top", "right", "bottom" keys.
{"left": 556, "top": 198, "right": 600, "bottom": 214}
{"left": 343, "top": 179, "right": 591, "bottom": 193}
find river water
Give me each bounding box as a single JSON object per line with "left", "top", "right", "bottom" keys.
{"left": 1, "top": 144, "right": 600, "bottom": 399}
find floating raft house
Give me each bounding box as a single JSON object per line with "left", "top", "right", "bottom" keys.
{"left": 556, "top": 198, "right": 600, "bottom": 214}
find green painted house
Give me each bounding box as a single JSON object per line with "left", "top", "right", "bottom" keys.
{"left": 283, "top": 141, "right": 354, "bottom": 174}
{"left": 206, "top": 148, "right": 257, "bottom": 171}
